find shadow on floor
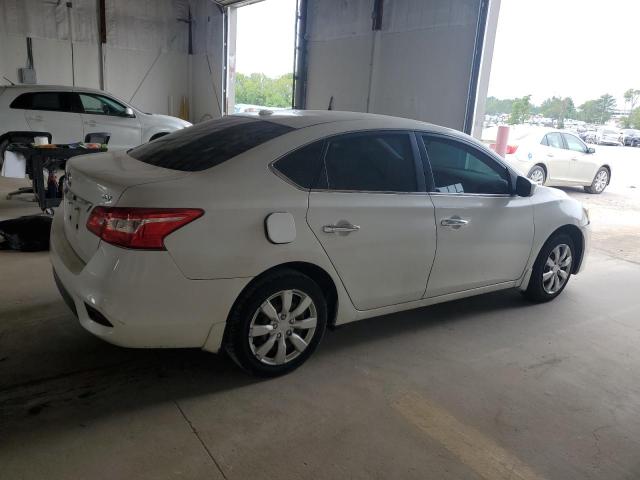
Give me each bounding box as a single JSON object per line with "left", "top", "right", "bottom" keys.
{"left": 0, "top": 288, "right": 531, "bottom": 437}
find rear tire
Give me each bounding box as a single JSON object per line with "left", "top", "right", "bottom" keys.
{"left": 524, "top": 233, "right": 575, "bottom": 303}
{"left": 584, "top": 167, "right": 609, "bottom": 194}
{"left": 225, "top": 269, "right": 327, "bottom": 377}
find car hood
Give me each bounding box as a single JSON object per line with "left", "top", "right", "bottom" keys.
{"left": 138, "top": 112, "right": 192, "bottom": 129}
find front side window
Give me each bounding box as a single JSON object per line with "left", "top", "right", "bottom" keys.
{"left": 545, "top": 132, "right": 565, "bottom": 149}
{"left": 79, "top": 94, "right": 128, "bottom": 116}
{"left": 323, "top": 132, "right": 417, "bottom": 192}
{"left": 421, "top": 135, "right": 511, "bottom": 195}
{"left": 563, "top": 133, "right": 587, "bottom": 153}
{"left": 129, "top": 116, "right": 294, "bottom": 172}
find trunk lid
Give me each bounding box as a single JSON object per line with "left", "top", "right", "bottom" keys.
{"left": 63, "top": 150, "right": 188, "bottom": 262}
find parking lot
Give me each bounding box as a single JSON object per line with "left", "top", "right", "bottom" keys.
{"left": 1, "top": 145, "right": 639, "bottom": 479}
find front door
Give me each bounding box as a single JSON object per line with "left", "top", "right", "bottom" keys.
{"left": 77, "top": 93, "right": 142, "bottom": 150}
{"left": 307, "top": 131, "right": 437, "bottom": 311}
{"left": 562, "top": 133, "right": 598, "bottom": 184}
{"left": 419, "top": 134, "right": 534, "bottom": 297}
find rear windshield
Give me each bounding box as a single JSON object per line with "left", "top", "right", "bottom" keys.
{"left": 129, "top": 116, "right": 294, "bottom": 171}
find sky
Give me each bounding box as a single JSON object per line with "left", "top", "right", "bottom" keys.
{"left": 235, "top": 0, "right": 297, "bottom": 78}
{"left": 488, "top": 0, "right": 640, "bottom": 108}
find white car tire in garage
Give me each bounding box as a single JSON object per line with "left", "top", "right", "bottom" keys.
{"left": 225, "top": 269, "right": 328, "bottom": 377}
{"left": 584, "top": 167, "right": 609, "bottom": 194}
{"left": 0, "top": 139, "right": 8, "bottom": 169}
{"left": 527, "top": 165, "right": 546, "bottom": 185}
{"left": 524, "top": 233, "right": 575, "bottom": 303}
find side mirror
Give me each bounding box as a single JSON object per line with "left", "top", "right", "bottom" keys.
{"left": 124, "top": 107, "right": 135, "bottom": 118}
{"left": 515, "top": 175, "right": 535, "bottom": 197}
{"left": 587, "top": 147, "right": 595, "bottom": 154}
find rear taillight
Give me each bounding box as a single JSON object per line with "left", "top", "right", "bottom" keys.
{"left": 489, "top": 144, "right": 519, "bottom": 154}
{"left": 86, "top": 207, "right": 203, "bottom": 250}
{"left": 505, "top": 144, "right": 519, "bottom": 154}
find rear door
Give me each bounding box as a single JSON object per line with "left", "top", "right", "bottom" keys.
{"left": 307, "top": 131, "right": 437, "bottom": 310}
{"left": 542, "top": 132, "right": 572, "bottom": 182}
{"left": 20, "top": 92, "right": 83, "bottom": 143}
{"left": 420, "top": 134, "right": 534, "bottom": 297}
{"left": 562, "top": 133, "right": 598, "bottom": 183}
{"left": 78, "top": 93, "right": 141, "bottom": 150}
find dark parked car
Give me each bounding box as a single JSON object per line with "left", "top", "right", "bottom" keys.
{"left": 619, "top": 129, "right": 640, "bottom": 147}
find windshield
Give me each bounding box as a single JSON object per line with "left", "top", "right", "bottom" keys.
{"left": 129, "top": 116, "right": 294, "bottom": 171}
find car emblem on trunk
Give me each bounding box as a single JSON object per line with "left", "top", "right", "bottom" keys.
{"left": 102, "top": 194, "right": 113, "bottom": 202}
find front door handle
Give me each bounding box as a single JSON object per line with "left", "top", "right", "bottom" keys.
{"left": 323, "top": 223, "right": 360, "bottom": 234}
{"left": 28, "top": 115, "right": 43, "bottom": 122}
{"left": 546, "top": 153, "right": 554, "bottom": 158}
{"left": 440, "top": 217, "right": 469, "bottom": 229}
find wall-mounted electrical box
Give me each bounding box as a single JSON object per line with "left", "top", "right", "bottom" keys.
{"left": 19, "top": 67, "right": 36, "bottom": 84}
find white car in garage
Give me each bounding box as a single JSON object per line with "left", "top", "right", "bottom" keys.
{"left": 0, "top": 84, "right": 191, "bottom": 159}
{"left": 51, "top": 111, "right": 590, "bottom": 376}
{"left": 503, "top": 129, "right": 611, "bottom": 194}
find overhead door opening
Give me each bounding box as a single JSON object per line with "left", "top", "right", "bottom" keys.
{"left": 227, "top": 0, "right": 297, "bottom": 114}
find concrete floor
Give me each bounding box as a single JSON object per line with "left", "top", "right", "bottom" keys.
{"left": 1, "top": 149, "right": 640, "bottom": 479}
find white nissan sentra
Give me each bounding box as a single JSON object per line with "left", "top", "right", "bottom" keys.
{"left": 51, "top": 111, "right": 590, "bottom": 376}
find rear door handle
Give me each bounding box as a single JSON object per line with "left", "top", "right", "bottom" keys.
{"left": 323, "top": 223, "right": 360, "bottom": 234}
{"left": 546, "top": 153, "right": 554, "bottom": 158}
{"left": 28, "top": 115, "right": 43, "bottom": 122}
{"left": 440, "top": 217, "right": 469, "bottom": 229}
{"left": 85, "top": 120, "right": 97, "bottom": 127}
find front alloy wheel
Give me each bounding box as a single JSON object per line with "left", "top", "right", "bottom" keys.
{"left": 584, "top": 167, "right": 609, "bottom": 194}
{"left": 541, "top": 244, "right": 572, "bottom": 295}
{"left": 225, "top": 269, "right": 327, "bottom": 376}
{"left": 527, "top": 165, "right": 546, "bottom": 185}
{"left": 523, "top": 233, "right": 575, "bottom": 302}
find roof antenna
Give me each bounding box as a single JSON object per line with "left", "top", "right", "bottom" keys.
{"left": 2, "top": 76, "right": 15, "bottom": 86}
{"left": 327, "top": 96, "right": 334, "bottom": 110}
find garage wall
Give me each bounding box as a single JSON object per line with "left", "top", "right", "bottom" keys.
{"left": 304, "top": 0, "right": 484, "bottom": 131}
{"left": 0, "top": 0, "right": 224, "bottom": 122}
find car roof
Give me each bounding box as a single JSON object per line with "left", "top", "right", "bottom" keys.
{"left": 235, "top": 109, "right": 459, "bottom": 134}
{"left": 2, "top": 83, "right": 112, "bottom": 95}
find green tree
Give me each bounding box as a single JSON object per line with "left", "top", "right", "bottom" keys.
{"left": 630, "top": 108, "right": 640, "bottom": 129}
{"left": 485, "top": 96, "right": 515, "bottom": 115}
{"left": 508, "top": 95, "right": 532, "bottom": 125}
{"left": 578, "top": 94, "right": 616, "bottom": 124}
{"left": 624, "top": 88, "right": 640, "bottom": 111}
{"left": 235, "top": 72, "right": 293, "bottom": 108}
{"left": 540, "top": 96, "right": 576, "bottom": 128}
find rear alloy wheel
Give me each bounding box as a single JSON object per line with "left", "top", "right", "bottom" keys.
{"left": 225, "top": 270, "right": 327, "bottom": 376}
{"left": 524, "top": 234, "right": 575, "bottom": 303}
{"left": 584, "top": 167, "right": 609, "bottom": 194}
{"left": 527, "top": 165, "right": 546, "bottom": 185}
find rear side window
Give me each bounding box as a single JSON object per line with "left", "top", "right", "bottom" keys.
{"left": 10, "top": 92, "right": 77, "bottom": 112}
{"left": 323, "top": 132, "right": 417, "bottom": 192}
{"left": 545, "top": 132, "right": 565, "bottom": 149}
{"left": 273, "top": 141, "right": 325, "bottom": 189}
{"left": 129, "top": 116, "right": 294, "bottom": 172}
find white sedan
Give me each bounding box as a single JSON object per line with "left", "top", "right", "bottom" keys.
{"left": 502, "top": 129, "right": 611, "bottom": 193}
{"left": 51, "top": 111, "right": 590, "bottom": 376}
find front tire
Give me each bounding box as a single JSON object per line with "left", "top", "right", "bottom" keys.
{"left": 0, "top": 139, "right": 8, "bottom": 169}
{"left": 225, "top": 269, "right": 327, "bottom": 377}
{"left": 527, "top": 165, "right": 546, "bottom": 185}
{"left": 584, "top": 167, "right": 609, "bottom": 194}
{"left": 524, "top": 234, "right": 575, "bottom": 303}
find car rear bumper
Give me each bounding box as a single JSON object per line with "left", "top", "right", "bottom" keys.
{"left": 49, "top": 210, "right": 250, "bottom": 352}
